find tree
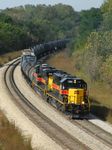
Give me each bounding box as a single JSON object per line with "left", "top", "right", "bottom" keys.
{"left": 72, "top": 8, "right": 103, "bottom": 53}
{"left": 100, "top": 55, "right": 112, "bottom": 86}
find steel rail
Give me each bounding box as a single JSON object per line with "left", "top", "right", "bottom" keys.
{"left": 3, "top": 57, "right": 112, "bottom": 150}
{"left": 4, "top": 59, "right": 88, "bottom": 150}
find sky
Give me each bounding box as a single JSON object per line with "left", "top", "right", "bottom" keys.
{"left": 0, "top": 0, "right": 105, "bottom": 11}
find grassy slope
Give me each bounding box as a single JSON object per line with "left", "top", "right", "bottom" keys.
{"left": 46, "top": 50, "right": 112, "bottom": 123}
{"left": 0, "top": 111, "right": 32, "bottom": 150}
{"left": 0, "top": 51, "right": 33, "bottom": 150}
{"left": 0, "top": 51, "right": 21, "bottom": 66}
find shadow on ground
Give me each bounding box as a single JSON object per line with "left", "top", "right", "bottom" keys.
{"left": 90, "top": 98, "right": 112, "bottom": 123}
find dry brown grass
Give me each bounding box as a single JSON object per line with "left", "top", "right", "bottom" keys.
{"left": 0, "top": 51, "right": 21, "bottom": 66}
{"left": 0, "top": 110, "right": 32, "bottom": 150}
{"left": 47, "top": 50, "right": 112, "bottom": 123}
{"left": 47, "top": 51, "right": 75, "bottom": 75}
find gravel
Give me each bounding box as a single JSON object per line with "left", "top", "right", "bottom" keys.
{"left": 0, "top": 66, "right": 63, "bottom": 150}
{"left": 89, "top": 114, "right": 112, "bottom": 134}
{"left": 14, "top": 65, "right": 112, "bottom": 150}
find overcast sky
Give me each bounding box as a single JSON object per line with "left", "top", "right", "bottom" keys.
{"left": 0, "top": 0, "right": 105, "bottom": 11}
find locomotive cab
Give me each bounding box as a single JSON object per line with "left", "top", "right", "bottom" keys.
{"left": 60, "top": 78, "right": 90, "bottom": 117}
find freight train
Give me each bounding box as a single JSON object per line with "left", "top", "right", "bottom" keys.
{"left": 21, "top": 39, "right": 90, "bottom": 118}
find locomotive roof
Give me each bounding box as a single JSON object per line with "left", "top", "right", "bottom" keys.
{"left": 22, "top": 49, "right": 35, "bottom": 56}
{"left": 40, "top": 66, "right": 57, "bottom": 73}
{"left": 53, "top": 70, "right": 68, "bottom": 77}
{"left": 60, "top": 77, "right": 85, "bottom": 83}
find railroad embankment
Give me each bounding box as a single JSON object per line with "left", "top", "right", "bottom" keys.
{"left": 0, "top": 65, "right": 63, "bottom": 150}
{"left": 0, "top": 52, "right": 31, "bottom": 150}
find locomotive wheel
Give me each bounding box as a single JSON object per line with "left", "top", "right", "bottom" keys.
{"left": 46, "top": 97, "right": 49, "bottom": 103}
{"left": 56, "top": 102, "right": 62, "bottom": 110}
{"left": 60, "top": 105, "right": 66, "bottom": 113}
{"left": 46, "top": 96, "right": 51, "bottom": 103}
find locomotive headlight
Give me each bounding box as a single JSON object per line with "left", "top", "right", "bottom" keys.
{"left": 82, "top": 101, "right": 85, "bottom": 105}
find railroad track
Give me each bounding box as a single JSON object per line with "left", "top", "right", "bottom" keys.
{"left": 3, "top": 58, "right": 112, "bottom": 150}
{"left": 4, "top": 59, "right": 88, "bottom": 150}
{"left": 71, "top": 119, "right": 112, "bottom": 148}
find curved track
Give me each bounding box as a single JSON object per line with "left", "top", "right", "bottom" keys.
{"left": 4, "top": 59, "right": 88, "bottom": 150}
{"left": 3, "top": 58, "right": 112, "bottom": 150}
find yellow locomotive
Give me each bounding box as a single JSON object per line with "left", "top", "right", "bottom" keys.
{"left": 30, "top": 63, "right": 90, "bottom": 118}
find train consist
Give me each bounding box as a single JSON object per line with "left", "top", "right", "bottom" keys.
{"left": 21, "top": 39, "right": 90, "bottom": 118}
{"left": 32, "top": 39, "right": 70, "bottom": 59}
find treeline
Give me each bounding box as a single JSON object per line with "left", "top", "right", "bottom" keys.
{"left": 1, "top": 1, "right": 112, "bottom": 87}
{"left": 71, "top": 8, "right": 102, "bottom": 53}
{"left": 71, "top": 0, "right": 112, "bottom": 87}
{"left": 0, "top": 4, "right": 102, "bottom": 55}
{"left": 0, "top": 13, "right": 32, "bottom": 54}
{"left": 0, "top": 4, "right": 78, "bottom": 54}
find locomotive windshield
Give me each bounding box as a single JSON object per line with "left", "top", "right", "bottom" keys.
{"left": 22, "top": 55, "right": 35, "bottom": 62}
{"left": 62, "top": 79, "right": 87, "bottom": 90}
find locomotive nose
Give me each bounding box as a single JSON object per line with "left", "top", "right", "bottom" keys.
{"left": 68, "top": 89, "right": 84, "bottom": 105}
